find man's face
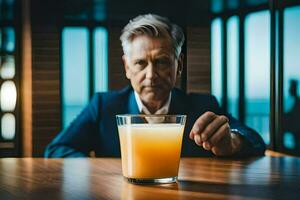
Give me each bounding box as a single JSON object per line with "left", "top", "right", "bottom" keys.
{"left": 123, "top": 35, "right": 183, "bottom": 106}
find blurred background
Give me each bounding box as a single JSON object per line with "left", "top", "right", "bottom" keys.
{"left": 0, "top": 0, "right": 299, "bottom": 157}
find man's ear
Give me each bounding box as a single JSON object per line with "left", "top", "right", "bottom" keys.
{"left": 176, "top": 53, "right": 184, "bottom": 77}
{"left": 122, "top": 55, "right": 131, "bottom": 79}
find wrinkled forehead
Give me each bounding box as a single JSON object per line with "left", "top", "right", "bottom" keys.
{"left": 128, "top": 35, "right": 174, "bottom": 58}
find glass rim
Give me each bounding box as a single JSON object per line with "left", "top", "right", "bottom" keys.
{"left": 116, "top": 114, "right": 187, "bottom": 118}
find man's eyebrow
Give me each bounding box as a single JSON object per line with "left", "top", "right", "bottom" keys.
{"left": 132, "top": 57, "right": 146, "bottom": 61}
{"left": 154, "top": 55, "right": 173, "bottom": 60}
{"left": 154, "top": 51, "right": 172, "bottom": 57}
{"left": 156, "top": 55, "right": 171, "bottom": 58}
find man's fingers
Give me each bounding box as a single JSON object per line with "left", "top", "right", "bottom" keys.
{"left": 203, "top": 141, "right": 211, "bottom": 150}
{"left": 189, "top": 111, "right": 217, "bottom": 139}
{"left": 194, "top": 134, "right": 203, "bottom": 146}
{"left": 208, "top": 122, "right": 230, "bottom": 146}
{"left": 189, "top": 131, "right": 195, "bottom": 139}
{"left": 201, "top": 115, "right": 228, "bottom": 142}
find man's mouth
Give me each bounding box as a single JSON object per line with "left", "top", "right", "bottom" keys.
{"left": 143, "top": 86, "right": 161, "bottom": 92}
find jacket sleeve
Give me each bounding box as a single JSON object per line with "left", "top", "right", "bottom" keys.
{"left": 44, "top": 94, "right": 101, "bottom": 158}
{"left": 210, "top": 96, "right": 266, "bottom": 157}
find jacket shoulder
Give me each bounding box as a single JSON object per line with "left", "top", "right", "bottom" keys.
{"left": 186, "top": 91, "right": 221, "bottom": 113}
{"left": 92, "top": 86, "right": 132, "bottom": 112}
{"left": 99, "top": 86, "right": 130, "bottom": 101}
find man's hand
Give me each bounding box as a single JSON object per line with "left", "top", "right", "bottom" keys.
{"left": 189, "top": 111, "right": 243, "bottom": 156}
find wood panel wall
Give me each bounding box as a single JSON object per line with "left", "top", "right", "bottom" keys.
{"left": 186, "top": 27, "right": 211, "bottom": 94}
{"left": 21, "top": 0, "right": 32, "bottom": 157}
{"left": 108, "top": 27, "right": 129, "bottom": 90}
{"left": 31, "top": 25, "right": 61, "bottom": 156}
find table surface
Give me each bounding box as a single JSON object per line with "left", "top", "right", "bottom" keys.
{"left": 0, "top": 156, "right": 300, "bottom": 200}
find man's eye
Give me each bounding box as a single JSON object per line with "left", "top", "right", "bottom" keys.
{"left": 135, "top": 60, "right": 147, "bottom": 66}
{"left": 156, "top": 59, "right": 170, "bottom": 66}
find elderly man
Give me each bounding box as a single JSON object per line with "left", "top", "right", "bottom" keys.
{"left": 45, "top": 14, "right": 265, "bottom": 158}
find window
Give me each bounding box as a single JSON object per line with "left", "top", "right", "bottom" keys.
{"left": 211, "top": 18, "right": 223, "bottom": 105}
{"left": 226, "top": 16, "right": 239, "bottom": 119}
{"left": 244, "top": 11, "right": 270, "bottom": 144}
{"left": 211, "top": 0, "right": 224, "bottom": 13}
{"left": 283, "top": 6, "right": 300, "bottom": 150}
{"left": 62, "top": 27, "right": 108, "bottom": 128}
{"left": 94, "top": 27, "right": 108, "bottom": 93}
{"left": 0, "top": 0, "right": 14, "bottom": 20}
{"left": 62, "top": 28, "right": 90, "bottom": 128}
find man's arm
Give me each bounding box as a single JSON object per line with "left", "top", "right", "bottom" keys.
{"left": 189, "top": 96, "right": 266, "bottom": 157}
{"left": 44, "top": 94, "right": 101, "bottom": 158}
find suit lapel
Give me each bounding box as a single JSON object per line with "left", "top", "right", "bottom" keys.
{"left": 127, "top": 89, "right": 140, "bottom": 114}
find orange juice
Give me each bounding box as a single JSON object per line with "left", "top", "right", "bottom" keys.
{"left": 118, "top": 123, "right": 184, "bottom": 179}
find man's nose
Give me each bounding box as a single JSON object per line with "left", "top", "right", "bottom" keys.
{"left": 145, "top": 63, "right": 157, "bottom": 79}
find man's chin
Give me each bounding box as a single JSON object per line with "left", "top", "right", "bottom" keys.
{"left": 141, "top": 92, "right": 166, "bottom": 103}
{"left": 144, "top": 93, "right": 158, "bottom": 101}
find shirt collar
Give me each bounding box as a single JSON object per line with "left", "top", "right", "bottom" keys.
{"left": 134, "top": 91, "right": 171, "bottom": 115}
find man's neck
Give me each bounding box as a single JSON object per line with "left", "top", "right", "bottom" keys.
{"left": 143, "top": 98, "right": 167, "bottom": 114}
{"left": 134, "top": 91, "right": 171, "bottom": 114}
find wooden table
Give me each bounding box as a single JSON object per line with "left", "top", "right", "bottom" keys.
{"left": 0, "top": 157, "right": 299, "bottom": 199}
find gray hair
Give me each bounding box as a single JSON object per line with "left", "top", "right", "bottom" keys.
{"left": 120, "top": 14, "right": 185, "bottom": 58}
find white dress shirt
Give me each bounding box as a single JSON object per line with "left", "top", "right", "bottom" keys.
{"left": 134, "top": 91, "right": 171, "bottom": 114}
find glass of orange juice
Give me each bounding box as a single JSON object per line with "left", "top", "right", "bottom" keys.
{"left": 116, "top": 114, "right": 186, "bottom": 184}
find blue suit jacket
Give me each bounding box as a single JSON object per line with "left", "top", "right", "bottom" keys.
{"left": 45, "top": 86, "right": 266, "bottom": 158}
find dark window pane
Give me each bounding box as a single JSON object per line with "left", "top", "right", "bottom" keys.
{"left": 0, "top": 0, "right": 14, "bottom": 20}
{"left": 2, "top": 27, "right": 15, "bottom": 52}
{"left": 0, "top": 29, "right": 2, "bottom": 48}
{"left": 93, "top": 0, "right": 107, "bottom": 21}
{"left": 63, "top": 0, "right": 89, "bottom": 21}
{"left": 227, "top": 0, "right": 239, "bottom": 10}
{"left": 211, "top": 0, "right": 224, "bottom": 14}
{"left": 245, "top": 0, "right": 268, "bottom": 7}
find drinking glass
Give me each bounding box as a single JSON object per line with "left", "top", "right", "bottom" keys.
{"left": 116, "top": 114, "right": 186, "bottom": 184}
